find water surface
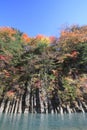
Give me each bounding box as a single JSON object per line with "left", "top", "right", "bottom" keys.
{"left": 0, "top": 113, "right": 87, "bottom": 130}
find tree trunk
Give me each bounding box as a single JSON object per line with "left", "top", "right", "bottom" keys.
{"left": 3, "top": 98, "right": 8, "bottom": 113}
{"left": 29, "top": 88, "right": 33, "bottom": 113}
{"left": 36, "top": 88, "right": 41, "bottom": 113}
{"left": 22, "top": 86, "right": 27, "bottom": 113}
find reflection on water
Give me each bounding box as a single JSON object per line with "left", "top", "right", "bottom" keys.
{"left": 0, "top": 113, "right": 87, "bottom": 130}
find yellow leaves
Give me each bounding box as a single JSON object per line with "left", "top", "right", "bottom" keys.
{"left": 36, "top": 34, "right": 44, "bottom": 40}
{"left": 44, "top": 37, "right": 50, "bottom": 44}
{"left": 36, "top": 34, "right": 50, "bottom": 45}
{"left": 35, "top": 65, "right": 40, "bottom": 69}
{"left": 35, "top": 35, "right": 56, "bottom": 46}
{"left": 65, "top": 77, "right": 75, "bottom": 84}
{"left": 80, "top": 77, "right": 87, "bottom": 86}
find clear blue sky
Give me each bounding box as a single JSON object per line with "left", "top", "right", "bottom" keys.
{"left": 1, "top": 0, "right": 87, "bottom": 37}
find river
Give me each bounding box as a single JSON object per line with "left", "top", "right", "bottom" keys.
{"left": 0, "top": 113, "right": 87, "bottom": 130}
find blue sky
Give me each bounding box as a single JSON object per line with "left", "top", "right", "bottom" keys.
{"left": 1, "top": 0, "right": 87, "bottom": 37}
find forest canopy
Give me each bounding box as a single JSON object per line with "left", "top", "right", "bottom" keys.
{"left": 0, "top": 25, "right": 87, "bottom": 113}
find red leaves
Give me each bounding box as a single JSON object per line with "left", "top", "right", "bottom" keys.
{"left": 0, "top": 55, "right": 6, "bottom": 61}
{"left": 71, "top": 50, "right": 79, "bottom": 58}
{"left": 65, "top": 50, "right": 79, "bottom": 59}
{"left": 0, "top": 55, "right": 12, "bottom": 63}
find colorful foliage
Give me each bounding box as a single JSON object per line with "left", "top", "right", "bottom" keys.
{"left": 0, "top": 25, "right": 87, "bottom": 109}
{"left": 36, "top": 34, "right": 50, "bottom": 45}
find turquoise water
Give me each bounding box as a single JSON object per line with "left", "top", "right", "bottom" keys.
{"left": 0, "top": 113, "right": 87, "bottom": 130}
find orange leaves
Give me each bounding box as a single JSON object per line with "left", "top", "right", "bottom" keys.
{"left": 0, "top": 27, "right": 56, "bottom": 47}
{"left": 65, "top": 50, "right": 79, "bottom": 58}
{"left": 0, "top": 27, "right": 16, "bottom": 41}
{"left": 49, "top": 36, "right": 56, "bottom": 43}
{"left": 36, "top": 34, "right": 44, "bottom": 40}
{"left": 60, "top": 30, "right": 80, "bottom": 44}
{"left": 6, "top": 90, "right": 15, "bottom": 98}
{"left": 71, "top": 50, "right": 79, "bottom": 58}
{"left": 59, "top": 25, "right": 87, "bottom": 45}
{"left": 22, "top": 33, "right": 30, "bottom": 43}
{"left": 0, "top": 27, "right": 16, "bottom": 35}
{"left": 58, "top": 25, "right": 87, "bottom": 56}
{"left": 52, "top": 69, "right": 58, "bottom": 76}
